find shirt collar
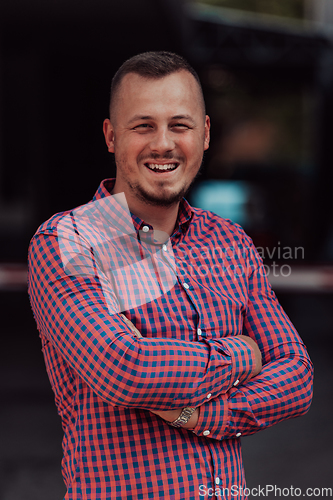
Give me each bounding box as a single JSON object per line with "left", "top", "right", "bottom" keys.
{"left": 92, "top": 178, "right": 194, "bottom": 236}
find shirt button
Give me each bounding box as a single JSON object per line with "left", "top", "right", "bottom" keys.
{"left": 207, "top": 393, "right": 212, "bottom": 399}
{"left": 203, "top": 430, "right": 210, "bottom": 436}
{"left": 236, "top": 432, "right": 242, "bottom": 437}
{"left": 197, "top": 328, "right": 202, "bottom": 336}
{"left": 142, "top": 225, "right": 149, "bottom": 232}
{"left": 183, "top": 282, "right": 189, "bottom": 289}
{"left": 215, "top": 477, "right": 221, "bottom": 485}
{"left": 162, "top": 244, "right": 167, "bottom": 251}
{"left": 233, "top": 379, "right": 240, "bottom": 387}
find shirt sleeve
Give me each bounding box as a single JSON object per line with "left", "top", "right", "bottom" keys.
{"left": 192, "top": 235, "right": 313, "bottom": 440}
{"left": 28, "top": 227, "right": 257, "bottom": 411}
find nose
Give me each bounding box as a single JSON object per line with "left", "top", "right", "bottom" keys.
{"left": 149, "top": 127, "right": 175, "bottom": 154}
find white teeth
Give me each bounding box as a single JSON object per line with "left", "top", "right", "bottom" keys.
{"left": 146, "top": 163, "right": 177, "bottom": 171}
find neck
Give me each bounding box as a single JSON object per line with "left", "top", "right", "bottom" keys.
{"left": 132, "top": 203, "right": 179, "bottom": 237}
{"left": 111, "top": 183, "right": 180, "bottom": 237}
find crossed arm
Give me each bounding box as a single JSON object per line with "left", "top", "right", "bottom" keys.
{"left": 28, "top": 228, "right": 313, "bottom": 440}
{"left": 148, "top": 284, "right": 313, "bottom": 438}
{"left": 131, "top": 328, "right": 262, "bottom": 429}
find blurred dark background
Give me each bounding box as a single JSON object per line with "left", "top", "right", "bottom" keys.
{"left": 0, "top": 0, "right": 332, "bottom": 498}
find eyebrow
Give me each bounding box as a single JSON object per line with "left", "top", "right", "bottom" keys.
{"left": 127, "top": 114, "right": 196, "bottom": 125}
{"left": 171, "top": 115, "right": 195, "bottom": 124}
{"left": 127, "top": 115, "right": 153, "bottom": 124}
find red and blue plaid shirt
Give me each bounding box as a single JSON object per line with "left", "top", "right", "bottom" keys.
{"left": 28, "top": 178, "right": 313, "bottom": 499}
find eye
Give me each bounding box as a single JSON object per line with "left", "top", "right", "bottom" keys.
{"left": 132, "top": 123, "right": 152, "bottom": 130}
{"left": 172, "top": 123, "right": 191, "bottom": 130}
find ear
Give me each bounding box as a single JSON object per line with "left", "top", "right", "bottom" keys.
{"left": 204, "top": 115, "right": 210, "bottom": 151}
{"left": 103, "top": 119, "right": 115, "bottom": 153}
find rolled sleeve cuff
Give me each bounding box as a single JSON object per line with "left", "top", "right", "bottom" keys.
{"left": 192, "top": 393, "right": 229, "bottom": 440}
{"left": 219, "top": 336, "right": 257, "bottom": 390}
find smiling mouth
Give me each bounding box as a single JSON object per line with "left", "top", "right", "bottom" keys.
{"left": 145, "top": 163, "right": 179, "bottom": 172}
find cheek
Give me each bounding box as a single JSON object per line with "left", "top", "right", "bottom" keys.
{"left": 125, "top": 137, "right": 150, "bottom": 160}
{"left": 115, "top": 138, "right": 143, "bottom": 164}
{"left": 182, "top": 142, "right": 204, "bottom": 166}
{"left": 179, "top": 135, "right": 204, "bottom": 156}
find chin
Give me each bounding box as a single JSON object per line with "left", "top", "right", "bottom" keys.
{"left": 136, "top": 185, "right": 186, "bottom": 207}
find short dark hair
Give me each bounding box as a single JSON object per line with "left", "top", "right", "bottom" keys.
{"left": 109, "top": 51, "right": 205, "bottom": 119}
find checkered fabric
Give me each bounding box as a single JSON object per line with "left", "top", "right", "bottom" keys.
{"left": 28, "top": 178, "right": 313, "bottom": 500}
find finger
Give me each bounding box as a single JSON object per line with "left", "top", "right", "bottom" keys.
{"left": 121, "top": 313, "right": 143, "bottom": 338}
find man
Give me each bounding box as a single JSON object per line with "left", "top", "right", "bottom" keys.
{"left": 28, "top": 51, "right": 313, "bottom": 499}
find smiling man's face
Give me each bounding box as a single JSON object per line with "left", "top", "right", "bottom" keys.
{"left": 103, "top": 70, "right": 210, "bottom": 211}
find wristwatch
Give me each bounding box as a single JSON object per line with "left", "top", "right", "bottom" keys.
{"left": 167, "top": 407, "right": 196, "bottom": 428}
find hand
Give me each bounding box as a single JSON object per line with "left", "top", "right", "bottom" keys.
{"left": 238, "top": 335, "right": 262, "bottom": 376}
{"left": 149, "top": 408, "right": 199, "bottom": 429}
{"left": 121, "top": 314, "right": 143, "bottom": 338}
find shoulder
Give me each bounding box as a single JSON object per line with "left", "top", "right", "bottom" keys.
{"left": 31, "top": 198, "right": 95, "bottom": 240}
{"left": 188, "top": 207, "right": 263, "bottom": 271}
{"left": 33, "top": 210, "right": 72, "bottom": 236}
{"left": 190, "top": 206, "right": 251, "bottom": 246}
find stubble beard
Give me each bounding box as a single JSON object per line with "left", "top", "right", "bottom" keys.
{"left": 128, "top": 158, "right": 205, "bottom": 207}
{"left": 129, "top": 179, "right": 189, "bottom": 207}
{"left": 116, "top": 152, "right": 205, "bottom": 208}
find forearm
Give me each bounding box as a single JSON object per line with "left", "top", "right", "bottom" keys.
{"left": 38, "top": 307, "right": 256, "bottom": 410}
{"left": 191, "top": 349, "right": 313, "bottom": 440}
{"left": 148, "top": 333, "right": 261, "bottom": 427}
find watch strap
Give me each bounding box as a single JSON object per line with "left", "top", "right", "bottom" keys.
{"left": 167, "top": 407, "right": 196, "bottom": 428}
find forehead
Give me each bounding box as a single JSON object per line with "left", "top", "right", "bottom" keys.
{"left": 114, "top": 70, "right": 204, "bottom": 120}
